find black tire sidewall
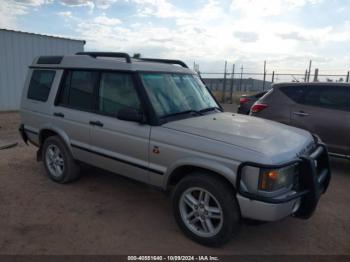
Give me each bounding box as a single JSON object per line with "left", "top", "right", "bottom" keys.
{"left": 172, "top": 174, "right": 240, "bottom": 247}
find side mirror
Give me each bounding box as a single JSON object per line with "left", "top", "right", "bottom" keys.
{"left": 117, "top": 107, "right": 144, "bottom": 123}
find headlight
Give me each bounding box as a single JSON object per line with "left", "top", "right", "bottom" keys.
{"left": 258, "top": 164, "right": 299, "bottom": 191}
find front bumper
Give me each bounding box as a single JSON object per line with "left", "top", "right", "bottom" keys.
{"left": 236, "top": 143, "right": 331, "bottom": 221}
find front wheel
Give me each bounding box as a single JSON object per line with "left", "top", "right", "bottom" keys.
{"left": 172, "top": 173, "right": 240, "bottom": 247}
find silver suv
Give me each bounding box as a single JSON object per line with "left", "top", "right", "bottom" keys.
{"left": 19, "top": 52, "right": 331, "bottom": 246}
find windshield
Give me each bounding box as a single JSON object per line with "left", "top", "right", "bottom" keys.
{"left": 140, "top": 73, "right": 219, "bottom": 118}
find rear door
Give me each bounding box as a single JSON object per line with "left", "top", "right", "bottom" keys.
{"left": 53, "top": 70, "right": 99, "bottom": 163}
{"left": 290, "top": 85, "right": 350, "bottom": 155}
{"left": 89, "top": 71, "right": 151, "bottom": 183}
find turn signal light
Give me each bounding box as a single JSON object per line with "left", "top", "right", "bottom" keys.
{"left": 259, "top": 170, "right": 279, "bottom": 190}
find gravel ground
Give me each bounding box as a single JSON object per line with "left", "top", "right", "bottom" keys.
{"left": 0, "top": 111, "right": 349, "bottom": 255}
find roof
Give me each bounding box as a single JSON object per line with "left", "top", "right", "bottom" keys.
{"left": 0, "top": 28, "right": 86, "bottom": 44}
{"left": 273, "top": 82, "right": 350, "bottom": 88}
{"left": 30, "top": 53, "right": 195, "bottom": 74}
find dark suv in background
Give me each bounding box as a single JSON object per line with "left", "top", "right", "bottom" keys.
{"left": 237, "top": 91, "right": 267, "bottom": 114}
{"left": 250, "top": 82, "right": 350, "bottom": 158}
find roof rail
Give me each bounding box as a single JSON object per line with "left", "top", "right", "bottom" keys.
{"left": 76, "top": 52, "right": 131, "bottom": 63}
{"left": 139, "top": 58, "right": 189, "bottom": 68}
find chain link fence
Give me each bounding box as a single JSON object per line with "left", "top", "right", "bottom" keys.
{"left": 200, "top": 71, "right": 350, "bottom": 104}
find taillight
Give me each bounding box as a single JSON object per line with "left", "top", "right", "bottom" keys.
{"left": 239, "top": 97, "right": 251, "bottom": 104}
{"left": 251, "top": 103, "right": 268, "bottom": 113}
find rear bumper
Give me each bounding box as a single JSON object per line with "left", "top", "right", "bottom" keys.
{"left": 236, "top": 143, "right": 331, "bottom": 221}
{"left": 19, "top": 124, "right": 29, "bottom": 144}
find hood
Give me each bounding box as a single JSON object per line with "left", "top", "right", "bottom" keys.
{"left": 163, "top": 112, "right": 314, "bottom": 163}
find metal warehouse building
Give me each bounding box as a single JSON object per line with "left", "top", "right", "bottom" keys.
{"left": 0, "top": 29, "right": 85, "bottom": 111}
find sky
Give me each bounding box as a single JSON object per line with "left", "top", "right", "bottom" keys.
{"left": 1, "top": 0, "right": 350, "bottom": 77}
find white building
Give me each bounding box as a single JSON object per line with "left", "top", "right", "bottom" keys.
{"left": 0, "top": 29, "right": 85, "bottom": 111}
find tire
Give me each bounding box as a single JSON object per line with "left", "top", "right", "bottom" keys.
{"left": 42, "top": 136, "right": 80, "bottom": 183}
{"left": 172, "top": 173, "right": 240, "bottom": 247}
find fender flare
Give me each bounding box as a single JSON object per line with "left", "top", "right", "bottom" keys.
{"left": 163, "top": 157, "right": 238, "bottom": 190}
{"left": 38, "top": 125, "right": 73, "bottom": 154}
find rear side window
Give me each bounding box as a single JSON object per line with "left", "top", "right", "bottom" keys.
{"left": 58, "top": 70, "right": 98, "bottom": 111}
{"left": 98, "top": 72, "right": 140, "bottom": 115}
{"left": 280, "top": 85, "right": 306, "bottom": 103}
{"left": 302, "top": 86, "right": 350, "bottom": 111}
{"left": 27, "top": 70, "right": 55, "bottom": 101}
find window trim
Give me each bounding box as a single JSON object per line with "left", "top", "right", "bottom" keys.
{"left": 27, "top": 69, "right": 56, "bottom": 102}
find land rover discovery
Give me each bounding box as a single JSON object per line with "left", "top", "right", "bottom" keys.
{"left": 19, "top": 52, "right": 331, "bottom": 246}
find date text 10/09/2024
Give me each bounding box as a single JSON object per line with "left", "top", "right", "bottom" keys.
{"left": 127, "top": 256, "right": 220, "bottom": 261}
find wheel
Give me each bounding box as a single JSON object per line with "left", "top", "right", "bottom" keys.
{"left": 42, "top": 136, "right": 80, "bottom": 183}
{"left": 172, "top": 173, "right": 240, "bottom": 247}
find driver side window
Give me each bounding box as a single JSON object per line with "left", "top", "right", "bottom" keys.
{"left": 98, "top": 72, "right": 140, "bottom": 115}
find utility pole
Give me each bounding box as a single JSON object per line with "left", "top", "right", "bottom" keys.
{"left": 313, "top": 68, "right": 319, "bottom": 82}
{"left": 221, "top": 61, "right": 227, "bottom": 103}
{"left": 304, "top": 70, "right": 308, "bottom": 82}
{"left": 346, "top": 71, "right": 350, "bottom": 83}
{"left": 239, "top": 65, "right": 243, "bottom": 92}
{"left": 229, "top": 64, "right": 235, "bottom": 104}
{"left": 307, "top": 60, "right": 312, "bottom": 82}
{"left": 262, "top": 60, "right": 267, "bottom": 91}
{"left": 272, "top": 71, "right": 275, "bottom": 83}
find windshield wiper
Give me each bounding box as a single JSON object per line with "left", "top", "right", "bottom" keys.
{"left": 199, "top": 107, "right": 222, "bottom": 114}
{"left": 161, "top": 110, "right": 203, "bottom": 119}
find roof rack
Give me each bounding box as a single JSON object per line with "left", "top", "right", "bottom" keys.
{"left": 76, "top": 52, "right": 131, "bottom": 63}
{"left": 75, "top": 52, "right": 189, "bottom": 68}
{"left": 139, "top": 58, "right": 188, "bottom": 68}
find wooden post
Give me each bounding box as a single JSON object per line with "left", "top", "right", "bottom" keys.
{"left": 262, "top": 60, "right": 266, "bottom": 91}
{"left": 221, "top": 61, "right": 227, "bottom": 102}
{"left": 272, "top": 71, "right": 275, "bottom": 83}
{"left": 313, "top": 68, "right": 319, "bottom": 82}
{"left": 304, "top": 70, "right": 308, "bottom": 82}
{"left": 307, "top": 60, "right": 312, "bottom": 82}
{"left": 229, "top": 64, "right": 235, "bottom": 104}
{"left": 346, "top": 71, "right": 350, "bottom": 82}
{"left": 239, "top": 65, "right": 243, "bottom": 92}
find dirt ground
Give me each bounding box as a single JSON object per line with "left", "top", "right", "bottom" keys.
{"left": 0, "top": 110, "right": 349, "bottom": 255}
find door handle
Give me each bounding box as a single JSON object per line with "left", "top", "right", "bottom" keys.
{"left": 293, "top": 111, "right": 310, "bottom": 117}
{"left": 53, "top": 112, "right": 64, "bottom": 118}
{"left": 89, "top": 120, "right": 104, "bottom": 127}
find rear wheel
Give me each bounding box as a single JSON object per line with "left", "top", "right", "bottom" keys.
{"left": 172, "top": 173, "right": 240, "bottom": 247}
{"left": 42, "top": 136, "right": 80, "bottom": 183}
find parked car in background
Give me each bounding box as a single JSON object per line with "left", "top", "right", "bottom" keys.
{"left": 250, "top": 82, "right": 350, "bottom": 158}
{"left": 237, "top": 91, "right": 267, "bottom": 114}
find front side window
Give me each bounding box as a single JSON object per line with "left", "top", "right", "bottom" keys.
{"left": 140, "top": 73, "right": 218, "bottom": 118}
{"left": 98, "top": 72, "right": 140, "bottom": 115}
{"left": 27, "top": 70, "right": 55, "bottom": 101}
{"left": 58, "top": 70, "right": 98, "bottom": 111}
